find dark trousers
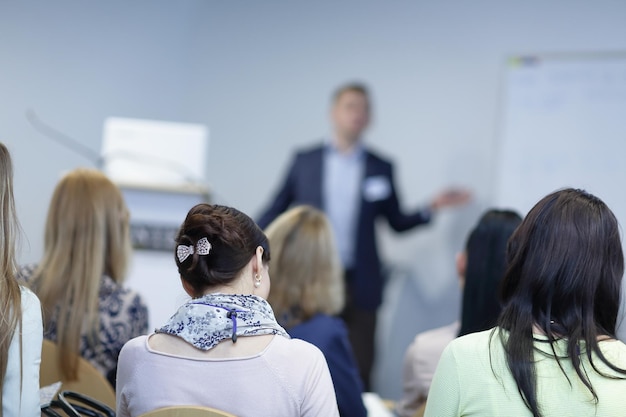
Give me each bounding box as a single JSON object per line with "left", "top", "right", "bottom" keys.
{"left": 342, "top": 270, "right": 377, "bottom": 392}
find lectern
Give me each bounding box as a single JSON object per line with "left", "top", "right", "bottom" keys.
{"left": 102, "top": 117, "right": 209, "bottom": 328}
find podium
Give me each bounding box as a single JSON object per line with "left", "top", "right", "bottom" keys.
{"left": 102, "top": 117, "right": 210, "bottom": 328}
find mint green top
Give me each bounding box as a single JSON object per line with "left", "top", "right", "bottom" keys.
{"left": 424, "top": 328, "right": 626, "bottom": 417}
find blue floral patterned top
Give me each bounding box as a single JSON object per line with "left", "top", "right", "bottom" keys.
{"left": 19, "top": 264, "right": 149, "bottom": 386}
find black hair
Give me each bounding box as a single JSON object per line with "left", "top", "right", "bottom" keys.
{"left": 458, "top": 209, "right": 522, "bottom": 336}
{"left": 496, "top": 188, "right": 626, "bottom": 417}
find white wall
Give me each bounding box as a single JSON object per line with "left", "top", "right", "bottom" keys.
{"left": 0, "top": 1, "right": 197, "bottom": 260}
{"left": 183, "top": 0, "right": 626, "bottom": 295}
{"left": 2, "top": 0, "right": 626, "bottom": 399}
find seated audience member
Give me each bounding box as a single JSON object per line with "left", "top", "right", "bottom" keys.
{"left": 116, "top": 204, "right": 339, "bottom": 417}
{"left": 396, "top": 209, "right": 521, "bottom": 417}
{"left": 425, "top": 189, "right": 626, "bottom": 416}
{"left": 265, "top": 206, "right": 367, "bottom": 417}
{"left": 19, "top": 169, "right": 148, "bottom": 386}
{"left": 0, "top": 143, "right": 43, "bottom": 416}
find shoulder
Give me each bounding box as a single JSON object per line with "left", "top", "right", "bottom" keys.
{"left": 602, "top": 339, "right": 626, "bottom": 353}
{"left": 417, "top": 321, "right": 459, "bottom": 340}
{"left": 19, "top": 286, "right": 42, "bottom": 329}
{"left": 17, "top": 263, "right": 38, "bottom": 284}
{"left": 119, "top": 335, "right": 149, "bottom": 359}
{"left": 415, "top": 322, "right": 459, "bottom": 344}
{"left": 273, "top": 334, "right": 326, "bottom": 354}
{"left": 19, "top": 286, "right": 42, "bottom": 319}
{"left": 117, "top": 335, "right": 150, "bottom": 388}
{"left": 19, "top": 286, "right": 43, "bottom": 335}
{"left": 412, "top": 321, "right": 459, "bottom": 356}
{"left": 19, "top": 286, "right": 41, "bottom": 309}
{"left": 597, "top": 339, "right": 626, "bottom": 368}
{"left": 100, "top": 276, "right": 147, "bottom": 307}
{"left": 289, "top": 315, "right": 347, "bottom": 344}
{"left": 267, "top": 335, "right": 327, "bottom": 364}
{"left": 426, "top": 329, "right": 499, "bottom": 390}
{"left": 450, "top": 328, "right": 495, "bottom": 347}
{"left": 314, "top": 314, "right": 347, "bottom": 330}
{"left": 293, "top": 314, "right": 345, "bottom": 332}
{"left": 443, "top": 328, "right": 499, "bottom": 364}
{"left": 263, "top": 336, "right": 337, "bottom": 413}
{"left": 293, "top": 143, "right": 325, "bottom": 160}
{"left": 99, "top": 278, "right": 148, "bottom": 331}
{"left": 364, "top": 146, "right": 393, "bottom": 167}
{"left": 263, "top": 336, "right": 332, "bottom": 391}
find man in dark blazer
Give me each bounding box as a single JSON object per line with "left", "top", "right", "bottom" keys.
{"left": 258, "top": 83, "right": 469, "bottom": 389}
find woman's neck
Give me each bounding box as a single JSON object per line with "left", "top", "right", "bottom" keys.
{"left": 198, "top": 277, "right": 251, "bottom": 298}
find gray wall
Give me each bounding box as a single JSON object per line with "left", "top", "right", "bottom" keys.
{"left": 2, "top": 0, "right": 626, "bottom": 399}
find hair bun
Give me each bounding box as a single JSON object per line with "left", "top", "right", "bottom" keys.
{"left": 174, "top": 204, "right": 269, "bottom": 295}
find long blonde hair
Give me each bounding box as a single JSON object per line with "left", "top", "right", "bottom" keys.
{"left": 265, "top": 206, "right": 344, "bottom": 328}
{"left": 32, "top": 168, "right": 131, "bottom": 380}
{"left": 0, "top": 143, "right": 23, "bottom": 409}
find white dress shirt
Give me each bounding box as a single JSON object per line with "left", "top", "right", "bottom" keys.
{"left": 3, "top": 286, "right": 43, "bottom": 417}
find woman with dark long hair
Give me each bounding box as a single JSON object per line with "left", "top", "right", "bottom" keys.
{"left": 425, "top": 189, "right": 626, "bottom": 416}
{"left": 397, "top": 209, "right": 521, "bottom": 416}
{"left": 458, "top": 209, "right": 522, "bottom": 336}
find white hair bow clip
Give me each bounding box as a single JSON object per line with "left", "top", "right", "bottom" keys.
{"left": 177, "top": 237, "right": 212, "bottom": 263}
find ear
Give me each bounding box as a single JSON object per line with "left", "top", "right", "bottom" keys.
{"left": 251, "top": 246, "right": 270, "bottom": 298}
{"left": 252, "top": 246, "right": 265, "bottom": 276}
{"left": 456, "top": 252, "right": 467, "bottom": 288}
{"left": 180, "top": 276, "right": 197, "bottom": 298}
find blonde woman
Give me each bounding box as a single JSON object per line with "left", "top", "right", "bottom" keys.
{"left": 265, "top": 206, "right": 367, "bottom": 417}
{"left": 20, "top": 168, "right": 148, "bottom": 386}
{"left": 0, "top": 143, "right": 43, "bottom": 416}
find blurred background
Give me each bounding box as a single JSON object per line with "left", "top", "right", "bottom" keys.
{"left": 2, "top": 0, "right": 626, "bottom": 399}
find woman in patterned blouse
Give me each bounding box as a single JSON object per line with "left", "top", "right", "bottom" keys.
{"left": 20, "top": 168, "right": 148, "bottom": 387}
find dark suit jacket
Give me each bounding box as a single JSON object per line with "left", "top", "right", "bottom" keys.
{"left": 258, "top": 144, "right": 431, "bottom": 310}
{"left": 289, "top": 314, "right": 367, "bottom": 417}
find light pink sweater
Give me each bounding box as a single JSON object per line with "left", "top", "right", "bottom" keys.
{"left": 116, "top": 335, "right": 339, "bottom": 417}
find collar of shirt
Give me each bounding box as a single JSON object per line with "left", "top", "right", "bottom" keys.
{"left": 325, "top": 138, "right": 366, "bottom": 161}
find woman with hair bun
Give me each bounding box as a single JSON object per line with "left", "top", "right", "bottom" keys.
{"left": 425, "top": 189, "right": 626, "bottom": 417}
{"left": 116, "top": 204, "right": 339, "bottom": 417}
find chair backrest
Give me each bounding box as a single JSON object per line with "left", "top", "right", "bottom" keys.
{"left": 40, "top": 339, "right": 116, "bottom": 409}
{"left": 139, "top": 406, "right": 238, "bottom": 417}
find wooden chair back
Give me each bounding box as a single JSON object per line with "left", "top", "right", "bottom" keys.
{"left": 139, "top": 406, "right": 238, "bottom": 417}
{"left": 40, "top": 339, "right": 116, "bottom": 409}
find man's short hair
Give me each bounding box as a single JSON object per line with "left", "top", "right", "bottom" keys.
{"left": 332, "top": 82, "right": 370, "bottom": 103}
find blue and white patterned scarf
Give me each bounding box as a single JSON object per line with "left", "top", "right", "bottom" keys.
{"left": 156, "top": 293, "right": 289, "bottom": 350}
